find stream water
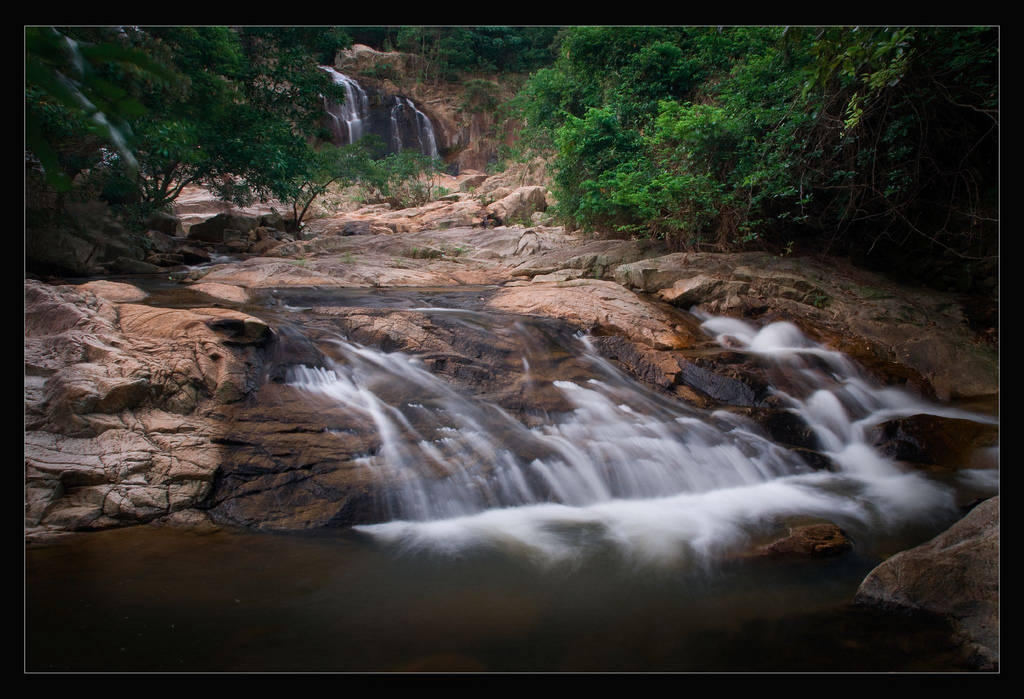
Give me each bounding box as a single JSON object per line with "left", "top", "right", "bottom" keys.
{"left": 25, "top": 279, "right": 999, "bottom": 672}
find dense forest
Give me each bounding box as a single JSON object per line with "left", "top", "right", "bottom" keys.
{"left": 26, "top": 26, "right": 998, "bottom": 291}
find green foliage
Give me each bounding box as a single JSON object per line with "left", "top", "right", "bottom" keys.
{"left": 26, "top": 25, "right": 353, "bottom": 219}
{"left": 515, "top": 25, "right": 998, "bottom": 265}
{"left": 275, "top": 138, "right": 380, "bottom": 230}
{"left": 355, "top": 145, "right": 445, "bottom": 208}
{"left": 345, "top": 27, "right": 558, "bottom": 82}
{"left": 460, "top": 79, "right": 502, "bottom": 114}
{"left": 25, "top": 26, "right": 182, "bottom": 191}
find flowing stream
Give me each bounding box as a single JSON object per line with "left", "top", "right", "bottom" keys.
{"left": 26, "top": 282, "right": 999, "bottom": 671}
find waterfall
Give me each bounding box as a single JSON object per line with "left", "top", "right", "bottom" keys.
{"left": 320, "top": 66, "right": 370, "bottom": 145}
{"left": 388, "top": 96, "right": 439, "bottom": 158}
{"left": 320, "top": 66, "right": 439, "bottom": 158}
{"left": 285, "top": 312, "right": 996, "bottom": 564}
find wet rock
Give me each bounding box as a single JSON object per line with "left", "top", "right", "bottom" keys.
{"left": 487, "top": 279, "right": 695, "bottom": 351}
{"left": 677, "top": 360, "right": 763, "bottom": 407}
{"left": 757, "top": 523, "right": 853, "bottom": 558}
{"left": 744, "top": 407, "right": 821, "bottom": 451}
{"left": 872, "top": 414, "right": 999, "bottom": 471}
{"left": 588, "top": 336, "right": 685, "bottom": 390}
{"left": 200, "top": 381, "right": 391, "bottom": 529}
{"left": 853, "top": 496, "right": 999, "bottom": 670}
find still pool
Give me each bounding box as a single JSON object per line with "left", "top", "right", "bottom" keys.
{"left": 26, "top": 522, "right": 971, "bottom": 673}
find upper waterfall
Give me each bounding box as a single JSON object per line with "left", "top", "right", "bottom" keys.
{"left": 320, "top": 66, "right": 439, "bottom": 158}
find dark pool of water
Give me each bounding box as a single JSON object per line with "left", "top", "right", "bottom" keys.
{"left": 25, "top": 525, "right": 970, "bottom": 673}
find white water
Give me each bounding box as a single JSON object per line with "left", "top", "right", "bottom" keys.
{"left": 320, "top": 67, "right": 370, "bottom": 145}
{"left": 287, "top": 314, "right": 997, "bottom": 565}
{"left": 388, "top": 96, "right": 439, "bottom": 158}
{"left": 319, "top": 66, "right": 439, "bottom": 158}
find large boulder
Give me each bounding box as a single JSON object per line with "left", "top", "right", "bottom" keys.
{"left": 187, "top": 213, "right": 259, "bottom": 244}
{"left": 144, "top": 211, "right": 185, "bottom": 237}
{"left": 853, "top": 497, "right": 999, "bottom": 670}
{"left": 485, "top": 186, "right": 548, "bottom": 226}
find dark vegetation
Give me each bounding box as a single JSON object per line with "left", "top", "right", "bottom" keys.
{"left": 511, "top": 26, "right": 998, "bottom": 295}
{"left": 26, "top": 26, "right": 997, "bottom": 295}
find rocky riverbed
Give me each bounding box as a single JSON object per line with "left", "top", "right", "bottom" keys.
{"left": 25, "top": 174, "right": 998, "bottom": 670}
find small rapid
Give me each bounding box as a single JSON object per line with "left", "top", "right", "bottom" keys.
{"left": 283, "top": 309, "right": 997, "bottom": 565}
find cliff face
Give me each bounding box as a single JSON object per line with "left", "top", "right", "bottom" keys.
{"left": 332, "top": 44, "right": 525, "bottom": 174}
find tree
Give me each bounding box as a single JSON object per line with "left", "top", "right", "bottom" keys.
{"left": 25, "top": 26, "right": 181, "bottom": 191}
{"left": 514, "top": 25, "right": 998, "bottom": 269}
{"left": 275, "top": 139, "right": 378, "bottom": 234}
{"left": 26, "top": 26, "right": 353, "bottom": 221}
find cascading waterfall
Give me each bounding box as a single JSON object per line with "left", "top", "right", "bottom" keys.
{"left": 320, "top": 66, "right": 370, "bottom": 145}
{"left": 388, "top": 96, "right": 439, "bottom": 158}
{"left": 286, "top": 311, "right": 998, "bottom": 564}
{"left": 320, "top": 66, "right": 439, "bottom": 158}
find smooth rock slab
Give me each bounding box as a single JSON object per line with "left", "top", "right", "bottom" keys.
{"left": 487, "top": 279, "right": 695, "bottom": 351}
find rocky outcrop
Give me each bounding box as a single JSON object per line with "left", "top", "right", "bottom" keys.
{"left": 484, "top": 186, "right": 548, "bottom": 226}
{"left": 333, "top": 44, "right": 523, "bottom": 172}
{"left": 24, "top": 280, "right": 273, "bottom": 539}
{"left": 612, "top": 251, "right": 998, "bottom": 401}
{"left": 853, "top": 497, "right": 999, "bottom": 670}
